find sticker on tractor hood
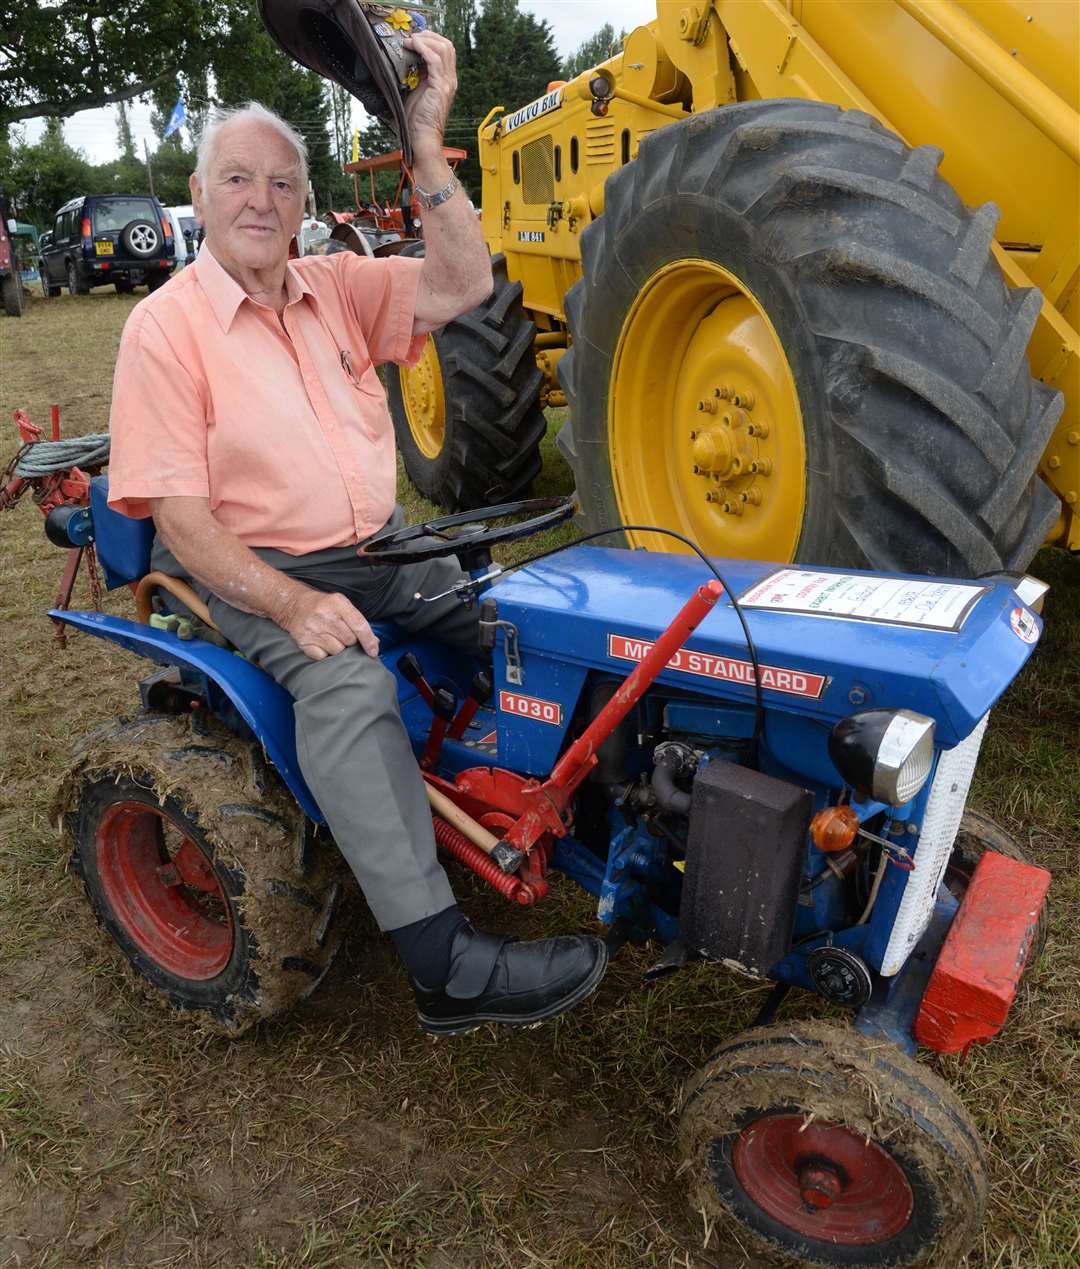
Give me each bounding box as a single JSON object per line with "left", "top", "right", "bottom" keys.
{"left": 499, "top": 690, "right": 562, "bottom": 725}
{"left": 739, "top": 569, "right": 986, "bottom": 633}
{"left": 1009, "top": 606, "right": 1039, "bottom": 644}
{"left": 608, "top": 634, "right": 828, "bottom": 699}
{"left": 502, "top": 88, "right": 563, "bottom": 134}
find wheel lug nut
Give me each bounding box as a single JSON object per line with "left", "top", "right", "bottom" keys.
{"left": 752, "top": 457, "right": 772, "bottom": 476}
{"left": 741, "top": 488, "right": 762, "bottom": 506}
{"left": 697, "top": 398, "right": 717, "bottom": 414}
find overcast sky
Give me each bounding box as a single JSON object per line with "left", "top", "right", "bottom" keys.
{"left": 22, "top": 1, "right": 659, "bottom": 165}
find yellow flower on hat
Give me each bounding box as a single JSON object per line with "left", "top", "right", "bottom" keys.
{"left": 404, "top": 66, "right": 421, "bottom": 89}
{"left": 388, "top": 8, "right": 412, "bottom": 31}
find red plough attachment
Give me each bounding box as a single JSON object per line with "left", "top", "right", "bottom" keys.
{"left": 915, "top": 850, "right": 1051, "bottom": 1054}
{"left": 426, "top": 580, "right": 725, "bottom": 904}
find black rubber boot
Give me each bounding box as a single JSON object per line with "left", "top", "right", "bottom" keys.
{"left": 412, "top": 925, "right": 608, "bottom": 1036}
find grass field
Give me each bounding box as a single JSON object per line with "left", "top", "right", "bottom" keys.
{"left": 1, "top": 289, "right": 1078, "bottom": 1268}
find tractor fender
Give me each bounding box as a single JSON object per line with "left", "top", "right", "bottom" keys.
{"left": 50, "top": 610, "right": 321, "bottom": 821}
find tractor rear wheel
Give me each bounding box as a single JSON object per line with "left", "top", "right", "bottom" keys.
{"left": 559, "top": 100, "right": 1062, "bottom": 575}
{"left": 56, "top": 713, "right": 347, "bottom": 1035}
{"left": 2, "top": 271, "right": 25, "bottom": 316}
{"left": 387, "top": 246, "right": 547, "bottom": 509}
{"left": 679, "top": 1021, "right": 987, "bottom": 1266}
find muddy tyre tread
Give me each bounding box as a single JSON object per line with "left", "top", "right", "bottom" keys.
{"left": 56, "top": 712, "right": 347, "bottom": 1035}
{"left": 388, "top": 248, "right": 548, "bottom": 509}
{"left": 679, "top": 1020, "right": 987, "bottom": 1267}
{"left": 559, "top": 99, "right": 1061, "bottom": 576}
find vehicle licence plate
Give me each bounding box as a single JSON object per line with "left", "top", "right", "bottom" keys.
{"left": 95, "top": 241, "right": 114, "bottom": 255}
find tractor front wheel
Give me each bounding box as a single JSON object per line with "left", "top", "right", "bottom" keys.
{"left": 56, "top": 713, "right": 347, "bottom": 1035}
{"left": 387, "top": 247, "right": 547, "bottom": 509}
{"left": 679, "top": 1021, "right": 987, "bottom": 1266}
{"left": 560, "top": 100, "right": 1061, "bottom": 575}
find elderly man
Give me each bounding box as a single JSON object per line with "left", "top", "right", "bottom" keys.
{"left": 107, "top": 32, "right": 605, "bottom": 1035}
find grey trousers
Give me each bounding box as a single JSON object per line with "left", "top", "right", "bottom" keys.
{"left": 151, "top": 508, "right": 481, "bottom": 930}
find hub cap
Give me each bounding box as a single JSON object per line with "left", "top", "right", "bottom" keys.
{"left": 130, "top": 224, "right": 157, "bottom": 253}
{"left": 400, "top": 336, "right": 446, "bottom": 459}
{"left": 732, "top": 1113, "right": 913, "bottom": 1245}
{"left": 609, "top": 260, "right": 806, "bottom": 560}
{"left": 95, "top": 802, "right": 233, "bottom": 980}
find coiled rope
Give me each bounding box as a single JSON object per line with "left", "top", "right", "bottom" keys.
{"left": 12, "top": 434, "right": 111, "bottom": 477}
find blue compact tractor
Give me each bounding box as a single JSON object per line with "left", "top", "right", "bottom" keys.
{"left": 5, "top": 418, "right": 1052, "bottom": 1268}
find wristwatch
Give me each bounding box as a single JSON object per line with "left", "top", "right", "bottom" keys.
{"left": 412, "top": 174, "right": 459, "bottom": 211}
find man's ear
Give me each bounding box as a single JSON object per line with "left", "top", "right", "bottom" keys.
{"left": 188, "top": 171, "right": 203, "bottom": 220}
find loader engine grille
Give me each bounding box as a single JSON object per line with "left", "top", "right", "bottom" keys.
{"left": 521, "top": 135, "right": 554, "bottom": 204}
{"left": 880, "top": 713, "right": 989, "bottom": 976}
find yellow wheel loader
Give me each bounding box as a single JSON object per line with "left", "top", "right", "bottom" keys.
{"left": 390, "top": 0, "right": 1079, "bottom": 576}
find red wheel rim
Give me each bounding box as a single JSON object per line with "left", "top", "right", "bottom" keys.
{"left": 732, "top": 1113, "right": 913, "bottom": 1245}
{"left": 95, "top": 801, "right": 233, "bottom": 980}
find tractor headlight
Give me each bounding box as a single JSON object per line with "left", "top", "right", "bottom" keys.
{"left": 829, "top": 709, "right": 936, "bottom": 806}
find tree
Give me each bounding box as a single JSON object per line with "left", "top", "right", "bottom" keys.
{"left": 562, "top": 24, "right": 625, "bottom": 81}
{"left": 450, "top": 0, "right": 562, "bottom": 195}
{"left": 6, "top": 119, "right": 95, "bottom": 226}
{"left": 0, "top": 0, "right": 249, "bottom": 125}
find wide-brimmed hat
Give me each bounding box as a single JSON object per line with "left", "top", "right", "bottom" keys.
{"left": 257, "top": 0, "right": 420, "bottom": 165}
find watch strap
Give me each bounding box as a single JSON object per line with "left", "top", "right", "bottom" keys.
{"left": 413, "top": 174, "right": 459, "bottom": 211}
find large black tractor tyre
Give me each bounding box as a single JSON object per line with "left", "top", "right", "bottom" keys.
{"left": 559, "top": 100, "right": 1062, "bottom": 576}
{"left": 387, "top": 246, "right": 547, "bottom": 509}
{"left": 680, "top": 1021, "right": 987, "bottom": 1266}
{"left": 2, "top": 271, "right": 25, "bottom": 316}
{"left": 55, "top": 713, "right": 348, "bottom": 1035}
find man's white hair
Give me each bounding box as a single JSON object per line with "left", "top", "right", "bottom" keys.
{"left": 196, "top": 102, "right": 309, "bottom": 189}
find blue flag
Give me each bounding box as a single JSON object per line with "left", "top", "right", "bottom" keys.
{"left": 164, "top": 97, "right": 186, "bottom": 138}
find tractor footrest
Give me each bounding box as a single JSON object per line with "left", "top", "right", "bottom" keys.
{"left": 914, "top": 850, "right": 1050, "bottom": 1054}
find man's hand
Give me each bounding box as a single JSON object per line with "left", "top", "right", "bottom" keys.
{"left": 402, "top": 30, "right": 456, "bottom": 164}
{"left": 277, "top": 586, "right": 380, "bottom": 661}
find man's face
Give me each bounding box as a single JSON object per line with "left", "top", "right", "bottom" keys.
{"left": 190, "top": 119, "right": 304, "bottom": 279}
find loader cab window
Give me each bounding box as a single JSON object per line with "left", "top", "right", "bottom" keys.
{"left": 554, "top": 144, "right": 562, "bottom": 182}
{"left": 512, "top": 150, "right": 520, "bottom": 184}
{"left": 621, "top": 129, "right": 631, "bottom": 165}
{"left": 570, "top": 136, "right": 579, "bottom": 174}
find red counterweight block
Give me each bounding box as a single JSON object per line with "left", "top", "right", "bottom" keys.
{"left": 915, "top": 850, "right": 1051, "bottom": 1054}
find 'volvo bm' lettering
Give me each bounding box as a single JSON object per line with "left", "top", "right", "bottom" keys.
{"left": 608, "top": 634, "right": 828, "bottom": 699}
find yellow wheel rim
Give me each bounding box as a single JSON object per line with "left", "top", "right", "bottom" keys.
{"left": 609, "top": 260, "right": 806, "bottom": 561}
{"left": 400, "top": 336, "right": 446, "bottom": 460}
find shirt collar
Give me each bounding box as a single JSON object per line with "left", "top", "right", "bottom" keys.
{"left": 195, "top": 243, "right": 317, "bottom": 333}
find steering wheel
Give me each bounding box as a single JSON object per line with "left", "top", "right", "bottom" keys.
{"left": 358, "top": 497, "right": 576, "bottom": 569}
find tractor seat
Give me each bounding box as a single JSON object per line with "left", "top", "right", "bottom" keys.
{"left": 88, "top": 476, "right": 406, "bottom": 651}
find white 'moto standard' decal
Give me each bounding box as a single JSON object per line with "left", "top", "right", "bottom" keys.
{"left": 502, "top": 88, "right": 563, "bottom": 134}
{"left": 499, "top": 690, "right": 563, "bottom": 726}
{"left": 608, "top": 634, "right": 828, "bottom": 699}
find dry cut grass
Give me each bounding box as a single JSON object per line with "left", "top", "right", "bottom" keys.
{"left": 0, "top": 290, "right": 1078, "bottom": 1268}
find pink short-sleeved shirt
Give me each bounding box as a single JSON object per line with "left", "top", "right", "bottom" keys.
{"left": 107, "top": 244, "right": 426, "bottom": 554}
